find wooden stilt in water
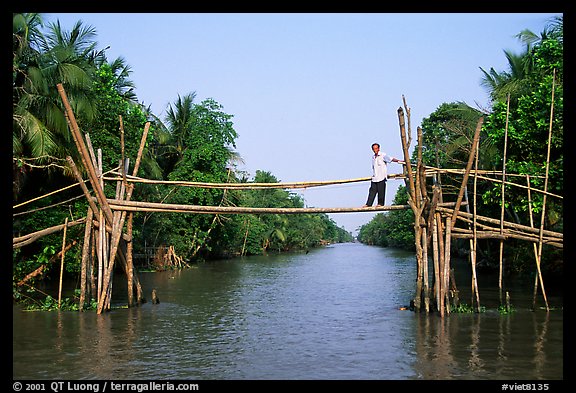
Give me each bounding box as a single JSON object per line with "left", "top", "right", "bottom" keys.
{"left": 533, "top": 69, "right": 557, "bottom": 312}
{"left": 444, "top": 216, "right": 452, "bottom": 314}
{"left": 464, "top": 185, "right": 481, "bottom": 312}
{"left": 499, "top": 94, "right": 511, "bottom": 307}
{"left": 58, "top": 217, "right": 69, "bottom": 309}
{"left": 432, "top": 216, "right": 441, "bottom": 313}
{"left": 421, "top": 225, "right": 429, "bottom": 313}
{"left": 527, "top": 175, "right": 549, "bottom": 311}
{"left": 79, "top": 208, "right": 93, "bottom": 311}
{"left": 436, "top": 213, "right": 446, "bottom": 316}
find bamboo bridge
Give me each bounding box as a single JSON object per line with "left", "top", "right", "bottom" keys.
{"left": 13, "top": 84, "right": 562, "bottom": 316}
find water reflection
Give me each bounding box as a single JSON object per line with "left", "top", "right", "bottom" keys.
{"left": 413, "top": 309, "right": 563, "bottom": 380}
{"left": 13, "top": 243, "right": 563, "bottom": 380}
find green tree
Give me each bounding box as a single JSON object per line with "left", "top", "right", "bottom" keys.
{"left": 358, "top": 185, "right": 414, "bottom": 249}
{"left": 482, "top": 23, "right": 562, "bottom": 229}
{"left": 13, "top": 13, "right": 102, "bottom": 200}
{"left": 480, "top": 16, "right": 562, "bottom": 105}
{"left": 480, "top": 17, "right": 562, "bottom": 277}
{"left": 145, "top": 95, "right": 239, "bottom": 260}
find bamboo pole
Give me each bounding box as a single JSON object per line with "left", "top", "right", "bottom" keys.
{"left": 398, "top": 107, "right": 417, "bottom": 203}
{"left": 472, "top": 135, "right": 481, "bottom": 312}
{"left": 402, "top": 95, "right": 412, "bottom": 148}
{"left": 97, "top": 166, "right": 124, "bottom": 313}
{"left": 126, "top": 122, "right": 149, "bottom": 307}
{"left": 126, "top": 211, "right": 135, "bottom": 307}
{"left": 499, "top": 94, "right": 511, "bottom": 306}
{"left": 13, "top": 218, "right": 86, "bottom": 249}
{"left": 527, "top": 175, "right": 549, "bottom": 310}
{"left": 241, "top": 218, "right": 250, "bottom": 257}
{"left": 97, "top": 120, "right": 150, "bottom": 313}
{"left": 413, "top": 126, "right": 426, "bottom": 312}
{"left": 444, "top": 216, "right": 452, "bottom": 314}
{"left": 106, "top": 199, "right": 446, "bottom": 214}
{"left": 421, "top": 225, "right": 429, "bottom": 313}
{"left": 97, "top": 209, "right": 104, "bottom": 302}
{"left": 56, "top": 84, "right": 115, "bottom": 227}
{"left": 79, "top": 208, "right": 93, "bottom": 311}
{"left": 89, "top": 227, "right": 96, "bottom": 299}
{"left": 436, "top": 213, "right": 446, "bottom": 316}
{"left": 450, "top": 231, "right": 561, "bottom": 247}
{"left": 66, "top": 156, "right": 100, "bottom": 219}
{"left": 17, "top": 241, "right": 77, "bottom": 287}
{"left": 464, "top": 186, "right": 481, "bottom": 312}
{"left": 450, "top": 117, "right": 484, "bottom": 229}
{"left": 58, "top": 217, "right": 69, "bottom": 309}
{"left": 85, "top": 133, "right": 99, "bottom": 171}
{"left": 105, "top": 174, "right": 377, "bottom": 190}
{"left": 432, "top": 215, "right": 441, "bottom": 313}
{"left": 436, "top": 206, "right": 562, "bottom": 241}
{"left": 534, "top": 69, "right": 557, "bottom": 312}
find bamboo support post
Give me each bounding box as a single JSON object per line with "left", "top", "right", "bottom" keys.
{"left": 527, "top": 175, "right": 548, "bottom": 310}
{"left": 398, "top": 106, "right": 425, "bottom": 312}
{"left": 421, "top": 226, "right": 429, "bottom": 313}
{"left": 436, "top": 212, "right": 446, "bottom": 316}
{"left": 57, "top": 84, "right": 115, "bottom": 227}
{"left": 450, "top": 117, "right": 484, "bottom": 229}
{"left": 66, "top": 156, "right": 100, "bottom": 219}
{"left": 58, "top": 217, "right": 69, "bottom": 309}
{"left": 90, "top": 229, "right": 97, "bottom": 299}
{"left": 444, "top": 216, "right": 452, "bottom": 314}
{"left": 534, "top": 69, "right": 557, "bottom": 312}
{"left": 499, "top": 94, "right": 511, "bottom": 306}
{"left": 79, "top": 208, "right": 93, "bottom": 311}
{"left": 97, "top": 209, "right": 104, "bottom": 302}
{"left": 97, "top": 120, "right": 150, "bottom": 313}
{"left": 397, "top": 107, "right": 417, "bottom": 202}
{"left": 473, "top": 134, "right": 482, "bottom": 312}
{"left": 432, "top": 215, "right": 441, "bottom": 312}
{"left": 464, "top": 186, "right": 481, "bottom": 311}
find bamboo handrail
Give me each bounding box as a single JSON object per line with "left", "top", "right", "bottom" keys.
{"left": 102, "top": 174, "right": 380, "bottom": 189}
{"left": 105, "top": 199, "right": 465, "bottom": 215}
{"left": 435, "top": 206, "right": 562, "bottom": 240}
{"left": 107, "top": 199, "right": 413, "bottom": 214}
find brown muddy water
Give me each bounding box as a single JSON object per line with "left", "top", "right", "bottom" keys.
{"left": 13, "top": 242, "right": 563, "bottom": 380}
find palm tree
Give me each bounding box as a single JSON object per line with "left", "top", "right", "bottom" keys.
{"left": 13, "top": 13, "right": 102, "bottom": 199}
{"left": 108, "top": 56, "right": 138, "bottom": 103}
{"left": 479, "top": 50, "right": 531, "bottom": 103}
{"left": 479, "top": 15, "right": 563, "bottom": 104}
{"left": 166, "top": 92, "right": 197, "bottom": 156}
{"left": 155, "top": 92, "right": 197, "bottom": 176}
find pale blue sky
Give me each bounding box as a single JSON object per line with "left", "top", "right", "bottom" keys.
{"left": 44, "top": 12, "right": 561, "bottom": 234}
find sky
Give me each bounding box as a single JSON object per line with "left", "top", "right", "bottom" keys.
{"left": 43, "top": 12, "right": 561, "bottom": 235}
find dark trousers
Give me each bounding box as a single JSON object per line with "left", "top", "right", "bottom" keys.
{"left": 366, "top": 180, "right": 386, "bottom": 206}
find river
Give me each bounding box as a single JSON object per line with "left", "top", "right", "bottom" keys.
{"left": 13, "top": 242, "right": 563, "bottom": 381}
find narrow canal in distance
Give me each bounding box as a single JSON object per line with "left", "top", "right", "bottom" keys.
{"left": 13, "top": 242, "right": 563, "bottom": 380}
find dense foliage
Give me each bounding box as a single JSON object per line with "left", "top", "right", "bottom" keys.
{"left": 357, "top": 185, "right": 414, "bottom": 248}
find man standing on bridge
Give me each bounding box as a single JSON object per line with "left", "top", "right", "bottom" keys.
{"left": 363, "top": 142, "right": 403, "bottom": 207}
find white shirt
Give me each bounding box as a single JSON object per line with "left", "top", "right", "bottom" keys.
{"left": 371, "top": 151, "right": 392, "bottom": 182}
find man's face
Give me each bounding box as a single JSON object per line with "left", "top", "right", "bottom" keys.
{"left": 372, "top": 145, "right": 380, "bottom": 155}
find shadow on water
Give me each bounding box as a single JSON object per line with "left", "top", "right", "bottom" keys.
{"left": 13, "top": 243, "right": 563, "bottom": 380}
